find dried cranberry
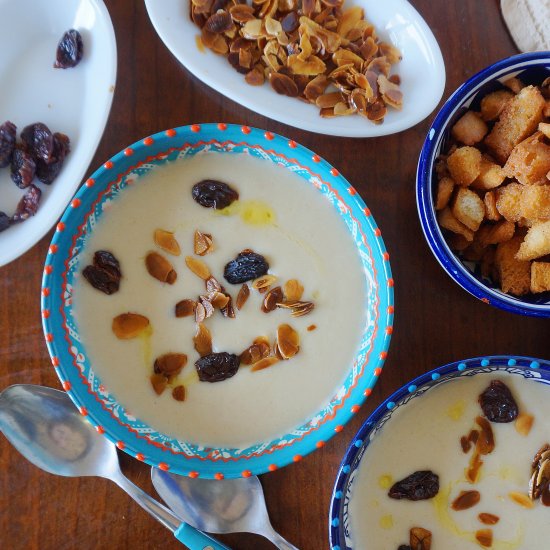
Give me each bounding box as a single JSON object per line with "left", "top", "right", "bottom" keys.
{"left": 82, "top": 250, "right": 122, "bottom": 295}
{"left": 21, "top": 123, "right": 54, "bottom": 163}
{"left": 10, "top": 148, "right": 36, "bottom": 189}
{"left": 0, "top": 212, "right": 11, "bottom": 232}
{"left": 192, "top": 179, "right": 239, "bottom": 209}
{"left": 12, "top": 184, "right": 41, "bottom": 222}
{"left": 36, "top": 132, "right": 70, "bottom": 184}
{"left": 224, "top": 251, "right": 269, "bottom": 284}
{"left": 0, "top": 121, "right": 16, "bottom": 168}
{"left": 479, "top": 380, "right": 518, "bottom": 423}
{"left": 54, "top": 29, "right": 83, "bottom": 69}
{"left": 195, "top": 352, "right": 240, "bottom": 382}
{"left": 388, "top": 471, "right": 439, "bottom": 501}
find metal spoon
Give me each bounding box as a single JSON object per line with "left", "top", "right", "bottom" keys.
{"left": 152, "top": 469, "right": 299, "bottom": 550}
{"left": 0, "top": 384, "right": 230, "bottom": 550}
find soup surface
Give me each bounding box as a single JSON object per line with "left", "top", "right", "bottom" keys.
{"left": 72, "top": 152, "right": 367, "bottom": 448}
{"left": 348, "top": 373, "right": 550, "bottom": 549}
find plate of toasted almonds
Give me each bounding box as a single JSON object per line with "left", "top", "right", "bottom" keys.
{"left": 145, "top": 0, "right": 445, "bottom": 137}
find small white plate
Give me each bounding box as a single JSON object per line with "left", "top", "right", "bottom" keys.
{"left": 0, "top": 0, "right": 116, "bottom": 266}
{"left": 145, "top": 0, "right": 445, "bottom": 138}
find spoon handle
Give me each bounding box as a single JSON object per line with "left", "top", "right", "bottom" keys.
{"left": 112, "top": 472, "right": 231, "bottom": 550}
{"left": 263, "top": 526, "right": 300, "bottom": 550}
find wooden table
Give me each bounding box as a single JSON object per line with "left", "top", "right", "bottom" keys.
{"left": 0, "top": 1, "right": 544, "bottom": 548}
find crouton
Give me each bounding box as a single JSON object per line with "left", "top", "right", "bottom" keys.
{"left": 451, "top": 111, "right": 488, "bottom": 145}
{"left": 484, "top": 190, "right": 501, "bottom": 221}
{"left": 452, "top": 187, "right": 485, "bottom": 231}
{"left": 447, "top": 233, "right": 471, "bottom": 251}
{"left": 539, "top": 122, "right": 550, "bottom": 139}
{"left": 471, "top": 156, "right": 505, "bottom": 190}
{"left": 516, "top": 220, "right": 550, "bottom": 260}
{"left": 447, "top": 146, "right": 482, "bottom": 186}
{"left": 435, "top": 177, "right": 454, "bottom": 210}
{"left": 484, "top": 85, "right": 546, "bottom": 163}
{"left": 503, "top": 132, "right": 550, "bottom": 186}
{"left": 496, "top": 182, "right": 524, "bottom": 222}
{"left": 503, "top": 77, "right": 524, "bottom": 94}
{"left": 530, "top": 261, "right": 550, "bottom": 293}
{"left": 544, "top": 101, "right": 550, "bottom": 118}
{"left": 462, "top": 238, "right": 487, "bottom": 262}
{"left": 478, "top": 219, "right": 515, "bottom": 246}
{"left": 437, "top": 207, "right": 474, "bottom": 241}
{"left": 494, "top": 236, "right": 531, "bottom": 295}
{"left": 480, "top": 89, "right": 514, "bottom": 121}
{"left": 520, "top": 185, "right": 550, "bottom": 221}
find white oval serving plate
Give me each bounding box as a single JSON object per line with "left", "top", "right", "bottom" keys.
{"left": 145, "top": 0, "right": 445, "bottom": 138}
{"left": 0, "top": 0, "right": 117, "bottom": 266}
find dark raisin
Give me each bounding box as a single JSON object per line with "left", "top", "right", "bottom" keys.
{"left": 54, "top": 29, "right": 83, "bottom": 69}
{"left": 224, "top": 251, "right": 269, "bottom": 284}
{"left": 82, "top": 250, "right": 122, "bottom": 294}
{"left": 192, "top": 179, "right": 239, "bottom": 209}
{"left": 0, "top": 121, "right": 17, "bottom": 168}
{"left": 21, "top": 123, "right": 54, "bottom": 163}
{"left": 94, "top": 250, "right": 121, "bottom": 278}
{"left": 479, "top": 380, "right": 518, "bottom": 423}
{"left": 12, "top": 184, "right": 41, "bottom": 222}
{"left": 10, "top": 148, "right": 36, "bottom": 189}
{"left": 82, "top": 265, "right": 119, "bottom": 295}
{"left": 36, "top": 132, "right": 70, "bottom": 184}
{"left": 195, "top": 352, "right": 240, "bottom": 382}
{"left": 0, "top": 212, "right": 11, "bottom": 232}
{"left": 388, "top": 471, "right": 439, "bottom": 501}
{"left": 281, "top": 12, "right": 299, "bottom": 33}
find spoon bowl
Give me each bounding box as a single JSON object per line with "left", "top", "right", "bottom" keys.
{"left": 0, "top": 384, "right": 229, "bottom": 550}
{"left": 152, "top": 468, "right": 298, "bottom": 550}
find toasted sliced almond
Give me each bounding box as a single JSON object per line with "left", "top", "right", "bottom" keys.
{"left": 194, "top": 230, "right": 214, "bottom": 256}
{"left": 154, "top": 353, "right": 188, "bottom": 376}
{"left": 276, "top": 300, "right": 315, "bottom": 317}
{"left": 200, "top": 296, "right": 215, "bottom": 318}
{"left": 236, "top": 284, "right": 250, "bottom": 310}
{"left": 475, "top": 529, "right": 493, "bottom": 548}
{"left": 509, "top": 492, "right": 534, "bottom": 508}
{"left": 276, "top": 323, "right": 300, "bottom": 359}
{"left": 283, "top": 279, "right": 304, "bottom": 301}
{"left": 220, "top": 295, "right": 236, "bottom": 318}
{"left": 195, "top": 302, "right": 206, "bottom": 324}
{"left": 451, "top": 490, "right": 480, "bottom": 511}
{"left": 154, "top": 229, "right": 181, "bottom": 256}
{"left": 193, "top": 323, "right": 213, "bottom": 357}
{"left": 112, "top": 313, "right": 150, "bottom": 339}
{"left": 240, "top": 340, "right": 271, "bottom": 365}
{"left": 252, "top": 274, "right": 277, "bottom": 293}
{"left": 209, "top": 291, "right": 230, "bottom": 309}
{"left": 206, "top": 276, "right": 222, "bottom": 293}
{"left": 150, "top": 373, "right": 167, "bottom": 395}
{"left": 515, "top": 413, "right": 534, "bottom": 436}
{"left": 146, "top": 252, "right": 177, "bottom": 284}
{"left": 307, "top": 324, "right": 317, "bottom": 331}
{"left": 251, "top": 356, "right": 280, "bottom": 372}
{"left": 175, "top": 299, "right": 197, "bottom": 318}
{"left": 172, "top": 385, "right": 186, "bottom": 401}
{"left": 478, "top": 513, "right": 499, "bottom": 525}
{"left": 410, "top": 527, "right": 432, "bottom": 550}
{"left": 185, "top": 256, "right": 211, "bottom": 280}
{"left": 262, "top": 286, "right": 283, "bottom": 312}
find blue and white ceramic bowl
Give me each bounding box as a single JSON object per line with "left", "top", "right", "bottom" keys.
{"left": 417, "top": 52, "right": 550, "bottom": 317}
{"left": 329, "top": 354, "right": 550, "bottom": 549}
{"left": 41, "top": 123, "right": 393, "bottom": 478}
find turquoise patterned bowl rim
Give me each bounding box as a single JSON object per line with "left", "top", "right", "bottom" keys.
{"left": 41, "top": 123, "right": 393, "bottom": 478}
{"left": 329, "top": 354, "right": 550, "bottom": 549}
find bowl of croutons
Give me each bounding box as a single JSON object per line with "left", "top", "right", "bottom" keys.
{"left": 417, "top": 52, "right": 550, "bottom": 316}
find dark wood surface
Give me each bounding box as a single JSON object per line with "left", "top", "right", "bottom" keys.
{"left": 0, "top": 1, "right": 541, "bottom": 549}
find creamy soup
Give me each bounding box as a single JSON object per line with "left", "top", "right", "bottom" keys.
{"left": 348, "top": 373, "right": 550, "bottom": 549}
{"left": 72, "top": 152, "right": 367, "bottom": 448}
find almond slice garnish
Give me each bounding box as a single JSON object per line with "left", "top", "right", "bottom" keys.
{"left": 262, "top": 286, "right": 283, "bottom": 312}
{"left": 252, "top": 274, "right": 277, "bottom": 293}
{"left": 172, "top": 385, "right": 186, "bottom": 401}
{"left": 478, "top": 513, "right": 499, "bottom": 525}
{"left": 154, "top": 229, "right": 181, "bottom": 256}
{"left": 175, "top": 299, "right": 197, "bottom": 318}
{"left": 146, "top": 252, "right": 177, "bottom": 284}
{"left": 150, "top": 374, "right": 167, "bottom": 395}
{"left": 193, "top": 323, "right": 213, "bottom": 357}
{"left": 154, "top": 353, "right": 188, "bottom": 377}
{"left": 283, "top": 279, "right": 304, "bottom": 301}
{"left": 451, "top": 490, "right": 480, "bottom": 511}
{"left": 210, "top": 291, "right": 230, "bottom": 309}
{"left": 475, "top": 529, "right": 493, "bottom": 548}
{"left": 251, "top": 356, "right": 280, "bottom": 372}
{"left": 509, "top": 492, "right": 534, "bottom": 508}
{"left": 112, "top": 313, "right": 150, "bottom": 339}
{"left": 185, "top": 256, "right": 211, "bottom": 280}
{"left": 276, "top": 323, "right": 300, "bottom": 359}
{"left": 276, "top": 300, "right": 315, "bottom": 317}
{"left": 194, "top": 230, "right": 214, "bottom": 256}
{"left": 515, "top": 413, "right": 534, "bottom": 436}
{"left": 236, "top": 284, "right": 250, "bottom": 310}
